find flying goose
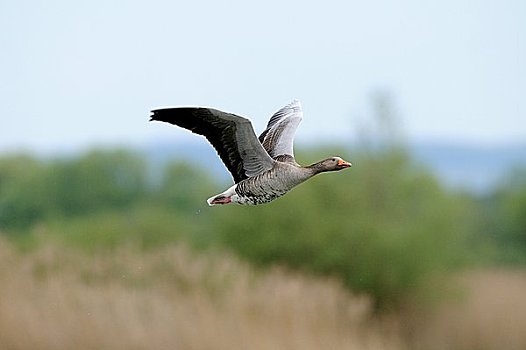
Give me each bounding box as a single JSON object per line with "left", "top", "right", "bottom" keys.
{"left": 150, "top": 100, "right": 351, "bottom": 206}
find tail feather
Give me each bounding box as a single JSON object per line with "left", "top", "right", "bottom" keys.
{"left": 207, "top": 195, "right": 232, "bottom": 206}
{"left": 207, "top": 184, "right": 238, "bottom": 206}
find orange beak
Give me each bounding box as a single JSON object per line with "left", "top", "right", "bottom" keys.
{"left": 337, "top": 159, "right": 352, "bottom": 168}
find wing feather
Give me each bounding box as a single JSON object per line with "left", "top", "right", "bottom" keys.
{"left": 150, "top": 107, "right": 275, "bottom": 183}
{"left": 258, "top": 100, "right": 303, "bottom": 160}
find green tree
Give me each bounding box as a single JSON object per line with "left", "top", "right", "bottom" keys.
{"left": 0, "top": 155, "right": 52, "bottom": 229}
{"left": 212, "top": 93, "right": 475, "bottom": 311}
{"left": 483, "top": 168, "right": 526, "bottom": 263}
{"left": 0, "top": 150, "right": 148, "bottom": 230}
{"left": 50, "top": 149, "right": 148, "bottom": 215}
{"left": 157, "top": 161, "right": 215, "bottom": 211}
{"left": 213, "top": 148, "right": 474, "bottom": 311}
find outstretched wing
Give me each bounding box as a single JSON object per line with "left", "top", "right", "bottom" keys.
{"left": 150, "top": 107, "right": 275, "bottom": 183}
{"left": 258, "top": 100, "right": 303, "bottom": 160}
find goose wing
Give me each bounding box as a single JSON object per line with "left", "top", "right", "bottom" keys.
{"left": 258, "top": 100, "right": 303, "bottom": 161}
{"left": 150, "top": 107, "right": 275, "bottom": 183}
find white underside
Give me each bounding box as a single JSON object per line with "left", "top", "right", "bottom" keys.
{"left": 207, "top": 184, "right": 240, "bottom": 206}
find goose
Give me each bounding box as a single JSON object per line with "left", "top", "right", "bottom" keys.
{"left": 150, "top": 100, "right": 352, "bottom": 206}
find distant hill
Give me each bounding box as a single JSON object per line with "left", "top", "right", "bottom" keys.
{"left": 143, "top": 139, "right": 526, "bottom": 194}
{"left": 409, "top": 142, "right": 526, "bottom": 193}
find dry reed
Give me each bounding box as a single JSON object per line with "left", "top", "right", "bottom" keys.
{"left": 1, "top": 239, "right": 526, "bottom": 350}
{"left": 0, "top": 240, "right": 400, "bottom": 350}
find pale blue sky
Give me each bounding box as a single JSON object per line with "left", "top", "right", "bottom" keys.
{"left": 1, "top": 0, "right": 524, "bottom": 153}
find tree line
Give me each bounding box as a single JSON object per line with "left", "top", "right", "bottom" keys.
{"left": 0, "top": 146, "right": 524, "bottom": 311}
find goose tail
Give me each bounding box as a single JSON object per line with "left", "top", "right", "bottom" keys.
{"left": 207, "top": 184, "right": 238, "bottom": 206}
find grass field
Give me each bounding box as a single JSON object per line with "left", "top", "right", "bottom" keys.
{"left": 0, "top": 239, "right": 525, "bottom": 350}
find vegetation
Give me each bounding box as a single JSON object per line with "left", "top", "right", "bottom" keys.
{"left": 0, "top": 143, "right": 524, "bottom": 312}
{"left": 1, "top": 133, "right": 525, "bottom": 349}
{"left": 1, "top": 239, "right": 526, "bottom": 350}
{"left": 479, "top": 168, "right": 526, "bottom": 264}
{"left": 0, "top": 95, "right": 524, "bottom": 320}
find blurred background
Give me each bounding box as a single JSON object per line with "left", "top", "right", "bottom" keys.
{"left": 1, "top": 0, "right": 525, "bottom": 349}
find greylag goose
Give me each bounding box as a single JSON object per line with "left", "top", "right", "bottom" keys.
{"left": 150, "top": 100, "right": 351, "bottom": 206}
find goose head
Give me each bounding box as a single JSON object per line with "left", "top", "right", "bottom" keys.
{"left": 309, "top": 156, "right": 352, "bottom": 173}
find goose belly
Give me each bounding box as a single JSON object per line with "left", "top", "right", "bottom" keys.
{"left": 234, "top": 176, "right": 292, "bottom": 205}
